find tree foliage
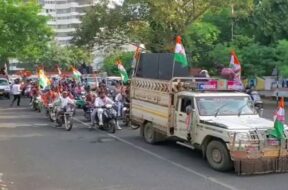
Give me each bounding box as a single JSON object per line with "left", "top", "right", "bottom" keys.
{"left": 103, "top": 52, "right": 134, "bottom": 76}
{"left": 74, "top": 0, "right": 288, "bottom": 78}
{"left": 74, "top": 0, "right": 226, "bottom": 52}
{"left": 0, "top": 0, "right": 52, "bottom": 64}
{"left": 22, "top": 43, "right": 92, "bottom": 71}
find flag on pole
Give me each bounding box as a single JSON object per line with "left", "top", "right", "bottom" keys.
{"left": 72, "top": 67, "right": 81, "bottom": 80}
{"left": 269, "top": 97, "right": 286, "bottom": 140}
{"left": 38, "top": 69, "right": 50, "bottom": 89}
{"left": 230, "top": 50, "right": 241, "bottom": 81}
{"left": 116, "top": 60, "right": 129, "bottom": 83}
{"left": 174, "top": 35, "right": 188, "bottom": 67}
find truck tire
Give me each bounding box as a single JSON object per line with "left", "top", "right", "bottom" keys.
{"left": 206, "top": 140, "right": 233, "bottom": 171}
{"left": 143, "top": 122, "right": 159, "bottom": 144}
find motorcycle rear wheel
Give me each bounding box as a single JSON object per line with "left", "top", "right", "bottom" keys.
{"left": 107, "top": 120, "right": 116, "bottom": 133}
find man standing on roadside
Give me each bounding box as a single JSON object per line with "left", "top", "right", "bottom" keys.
{"left": 10, "top": 79, "right": 21, "bottom": 107}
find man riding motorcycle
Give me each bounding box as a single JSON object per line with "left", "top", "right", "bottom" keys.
{"left": 91, "top": 91, "right": 120, "bottom": 129}
{"left": 53, "top": 91, "right": 75, "bottom": 123}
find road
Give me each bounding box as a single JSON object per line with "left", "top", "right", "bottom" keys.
{"left": 0, "top": 97, "right": 287, "bottom": 190}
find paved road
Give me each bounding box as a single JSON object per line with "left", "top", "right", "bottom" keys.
{"left": 0, "top": 97, "right": 287, "bottom": 190}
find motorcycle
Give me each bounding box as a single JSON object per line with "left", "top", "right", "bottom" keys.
{"left": 92, "top": 104, "right": 117, "bottom": 133}
{"left": 56, "top": 104, "right": 75, "bottom": 131}
{"left": 48, "top": 103, "right": 57, "bottom": 122}
{"left": 122, "top": 102, "right": 130, "bottom": 126}
{"left": 32, "top": 96, "right": 41, "bottom": 112}
{"left": 75, "top": 92, "right": 86, "bottom": 109}
{"left": 84, "top": 105, "right": 92, "bottom": 121}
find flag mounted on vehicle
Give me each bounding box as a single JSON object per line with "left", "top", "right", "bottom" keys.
{"left": 269, "top": 97, "right": 286, "bottom": 140}
{"left": 174, "top": 35, "right": 188, "bottom": 67}
{"left": 116, "top": 59, "right": 129, "bottom": 83}
{"left": 230, "top": 50, "right": 241, "bottom": 81}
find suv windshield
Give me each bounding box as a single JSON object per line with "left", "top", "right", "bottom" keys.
{"left": 0, "top": 79, "right": 8, "bottom": 85}
{"left": 196, "top": 96, "right": 255, "bottom": 116}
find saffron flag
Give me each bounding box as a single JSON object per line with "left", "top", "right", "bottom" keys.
{"left": 38, "top": 69, "right": 50, "bottom": 89}
{"left": 270, "top": 97, "right": 286, "bottom": 140}
{"left": 230, "top": 50, "right": 241, "bottom": 81}
{"left": 116, "top": 60, "right": 129, "bottom": 83}
{"left": 174, "top": 36, "right": 188, "bottom": 67}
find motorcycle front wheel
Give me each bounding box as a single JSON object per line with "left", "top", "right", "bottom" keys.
{"left": 64, "top": 115, "right": 73, "bottom": 131}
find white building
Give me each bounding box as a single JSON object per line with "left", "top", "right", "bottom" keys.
{"left": 41, "top": 0, "right": 97, "bottom": 45}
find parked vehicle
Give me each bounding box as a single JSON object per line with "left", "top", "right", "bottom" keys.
{"left": 0, "top": 78, "right": 10, "bottom": 99}
{"left": 130, "top": 77, "right": 288, "bottom": 175}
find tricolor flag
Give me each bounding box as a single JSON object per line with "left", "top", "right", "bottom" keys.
{"left": 270, "top": 97, "right": 286, "bottom": 140}
{"left": 174, "top": 35, "right": 188, "bottom": 67}
{"left": 230, "top": 50, "right": 241, "bottom": 81}
{"left": 72, "top": 67, "right": 81, "bottom": 80}
{"left": 38, "top": 69, "right": 50, "bottom": 89}
{"left": 116, "top": 60, "right": 129, "bottom": 83}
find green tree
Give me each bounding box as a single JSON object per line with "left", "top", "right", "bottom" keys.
{"left": 253, "top": 0, "right": 288, "bottom": 45}
{"left": 275, "top": 40, "right": 288, "bottom": 77}
{"left": 74, "top": 0, "right": 227, "bottom": 52}
{"left": 31, "top": 43, "right": 92, "bottom": 71}
{"left": 0, "top": 0, "right": 52, "bottom": 65}
{"left": 103, "top": 52, "right": 134, "bottom": 76}
{"left": 184, "top": 22, "right": 220, "bottom": 68}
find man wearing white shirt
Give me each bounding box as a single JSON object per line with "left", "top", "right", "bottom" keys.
{"left": 10, "top": 79, "right": 21, "bottom": 107}
{"left": 53, "top": 91, "right": 75, "bottom": 122}
{"left": 91, "top": 91, "right": 114, "bottom": 128}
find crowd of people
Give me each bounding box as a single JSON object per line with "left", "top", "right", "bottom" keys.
{"left": 12, "top": 76, "right": 129, "bottom": 130}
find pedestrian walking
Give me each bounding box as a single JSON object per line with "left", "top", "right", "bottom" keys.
{"left": 10, "top": 79, "right": 21, "bottom": 107}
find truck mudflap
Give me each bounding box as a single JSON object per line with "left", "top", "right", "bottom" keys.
{"left": 229, "top": 132, "right": 288, "bottom": 175}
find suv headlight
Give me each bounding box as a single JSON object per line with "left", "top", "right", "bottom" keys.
{"left": 4, "top": 86, "right": 10, "bottom": 91}
{"left": 229, "top": 132, "right": 250, "bottom": 142}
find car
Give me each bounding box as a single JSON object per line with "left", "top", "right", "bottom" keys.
{"left": 83, "top": 77, "right": 103, "bottom": 90}
{"left": 0, "top": 78, "right": 10, "bottom": 99}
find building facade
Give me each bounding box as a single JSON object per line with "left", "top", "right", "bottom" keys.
{"left": 41, "top": 0, "right": 97, "bottom": 45}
